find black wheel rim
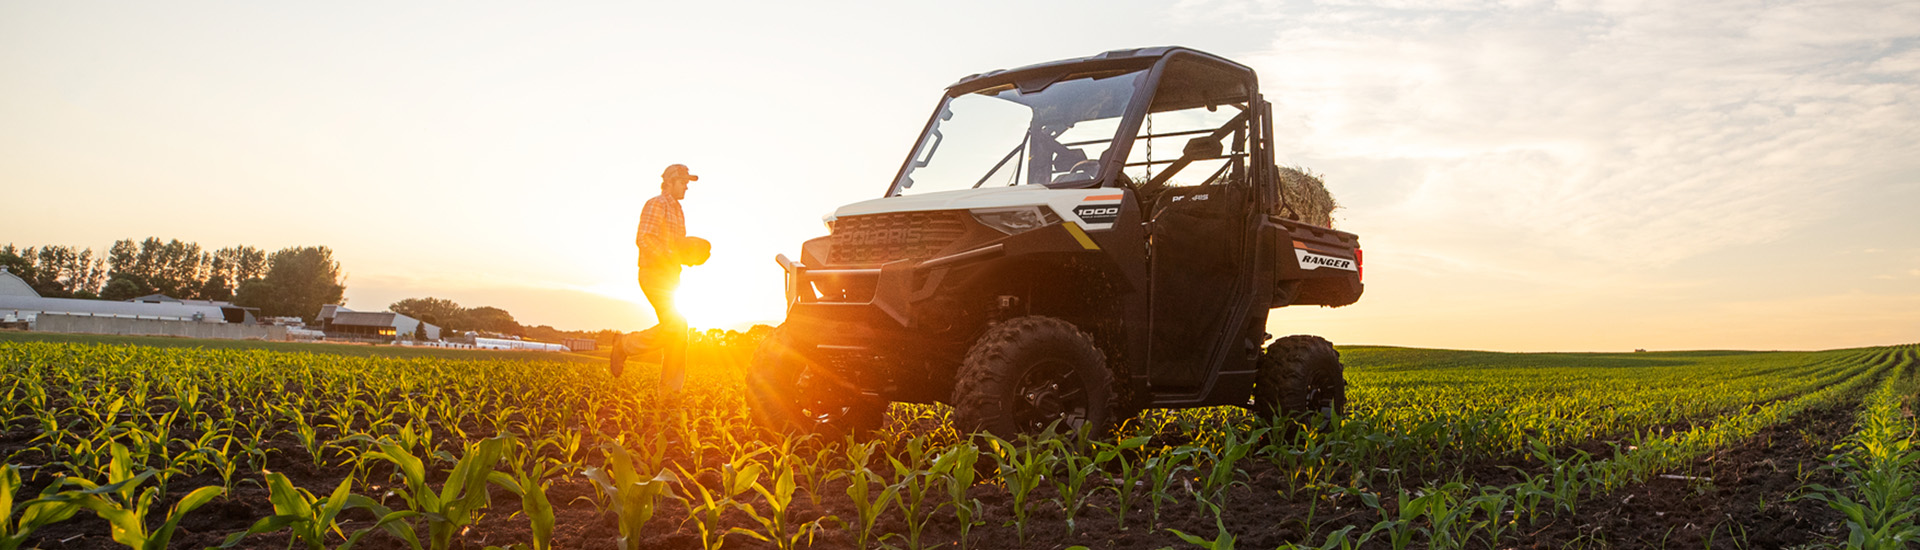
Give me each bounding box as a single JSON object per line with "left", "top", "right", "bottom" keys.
{"left": 1012, "top": 358, "right": 1089, "bottom": 433}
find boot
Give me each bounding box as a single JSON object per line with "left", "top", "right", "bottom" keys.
{"left": 608, "top": 333, "right": 628, "bottom": 377}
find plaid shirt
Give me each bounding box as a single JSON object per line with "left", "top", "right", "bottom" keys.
{"left": 636, "top": 193, "right": 685, "bottom": 269}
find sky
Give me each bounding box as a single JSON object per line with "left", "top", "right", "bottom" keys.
{"left": 2, "top": 0, "right": 1916, "bottom": 352}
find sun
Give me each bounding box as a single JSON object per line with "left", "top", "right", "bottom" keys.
{"left": 673, "top": 270, "right": 787, "bottom": 329}
{"left": 584, "top": 269, "right": 785, "bottom": 331}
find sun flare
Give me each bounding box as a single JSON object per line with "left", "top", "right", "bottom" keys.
{"left": 582, "top": 270, "right": 784, "bottom": 331}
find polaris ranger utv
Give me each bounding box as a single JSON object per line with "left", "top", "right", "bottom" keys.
{"left": 749, "top": 46, "right": 1363, "bottom": 438}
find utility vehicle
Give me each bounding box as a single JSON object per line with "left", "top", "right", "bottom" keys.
{"left": 749, "top": 46, "right": 1364, "bottom": 437}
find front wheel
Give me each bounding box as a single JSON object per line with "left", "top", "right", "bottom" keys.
{"left": 746, "top": 326, "right": 887, "bottom": 438}
{"left": 1252, "top": 335, "right": 1347, "bottom": 421}
{"left": 951, "top": 316, "right": 1116, "bottom": 439}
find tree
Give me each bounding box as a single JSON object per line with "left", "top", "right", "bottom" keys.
{"left": 0, "top": 245, "right": 38, "bottom": 287}
{"left": 232, "top": 279, "right": 276, "bottom": 313}
{"left": 100, "top": 275, "right": 147, "bottom": 301}
{"left": 1, "top": 245, "right": 108, "bottom": 298}
{"left": 148, "top": 239, "right": 205, "bottom": 298}
{"left": 390, "top": 297, "right": 464, "bottom": 329}
{"left": 202, "top": 246, "right": 266, "bottom": 300}
{"left": 197, "top": 274, "right": 233, "bottom": 301}
{"left": 104, "top": 238, "right": 197, "bottom": 299}
{"left": 232, "top": 246, "right": 346, "bottom": 322}
{"left": 461, "top": 306, "right": 521, "bottom": 336}
{"left": 102, "top": 240, "right": 148, "bottom": 298}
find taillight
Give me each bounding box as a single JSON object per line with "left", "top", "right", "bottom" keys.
{"left": 1355, "top": 248, "right": 1364, "bottom": 282}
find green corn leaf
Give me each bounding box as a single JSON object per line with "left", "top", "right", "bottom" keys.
{"left": 316, "top": 476, "right": 357, "bottom": 539}
{"left": 145, "top": 485, "right": 223, "bottom": 550}
{"left": 219, "top": 514, "right": 304, "bottom": 548}
{"left": 0, "top": 465, "right": 17, "bottom": 534}
{"left": 264, "top": 472, "right": 314, "bottom": 519}
{"left": 338, "top": 510, "right": 423, "bottom": 550}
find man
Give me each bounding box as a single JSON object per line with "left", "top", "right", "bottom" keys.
{"left": 611, "top": 163, "right": 699, "bottom": 400}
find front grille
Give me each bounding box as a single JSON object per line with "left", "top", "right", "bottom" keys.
{"left": 831, "top": 210, "right": 969, "bottom": 265}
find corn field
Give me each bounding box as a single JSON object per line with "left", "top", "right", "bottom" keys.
{"left": 1, "top": 333, "right": 1916, "bottom": 549}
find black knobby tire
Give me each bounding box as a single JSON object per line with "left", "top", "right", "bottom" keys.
{"left": 1253, "top": 335, "right": 1347, "bottom": 420}
{"left": 951, "top": 316, "right": 1116, "bottom": 439}
{"left": 746, "top": 327, "right": 886, "bottom": 438}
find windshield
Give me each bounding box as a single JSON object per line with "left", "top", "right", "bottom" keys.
{"left": 890, "top": 69, "right": 1147, "bottom": 196}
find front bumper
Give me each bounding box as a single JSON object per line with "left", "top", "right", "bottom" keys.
{"left": 778, "top": 221, "right": 1108, "bottom": 328}
{"left": 778, "top": 242, "right": 1004, "bottom": 328}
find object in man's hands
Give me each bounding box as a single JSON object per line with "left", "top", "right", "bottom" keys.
{"left": 677, "top": 236, "right": 711, "bottom": 266}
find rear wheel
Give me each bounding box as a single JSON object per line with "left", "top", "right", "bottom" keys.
{"left": 952, "top": 316, "right": 1115, "bottom": 439}
{"left": 746, "top": 327, "right": 887, "bottom": 438}
{"left": 1252, "top": 335, "right": 1347, "bottom": 420}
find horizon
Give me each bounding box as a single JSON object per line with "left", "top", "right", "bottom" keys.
{"left": 5, "top": 1, "right": 1916, "bottom": 353}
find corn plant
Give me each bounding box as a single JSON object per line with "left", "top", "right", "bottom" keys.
{"left": 218, "top": 471, "right": 421, "bottom": 550}
{"left": 0, "top": 465, "right": 84, "bottom": 550}
{"left": 46, "top": 444, "right": 225, "bottom": 550}
{"left": 1047, "top": 436, "right": 1103, "bottom": 536}
{"left": 836, "top": 440, "right": 896, "bottom": 550}
{"left": 675, "top": 466, "right": 737, "bottom": 550}
{"left": 797, "top": 439, "right": 844, "bottom": 510}
{"left": 985, "top": 433, "right": 1058, "bottom": 544}
{"left": 1468, "top": 484, "right": 1517, "bottom": 546}
{"left": 1500, "top": 467, "right": 1550, "bottom": 526}
{"left": 582, "top": 443, "right": 680, "bottom": 550}
{"left": 1365, "top": 487, "right": 1422, "bottom": 550}
{"left": 359, "top": 435, "right": 507, "bottom": 550}
{"left": 1391, "top": 482, "right": 1478, "bottom": 550}
{"left": 1145, "top": 445, "right": 1196, "bottom": 529}
{"left": 288, "top": 409, "right": 328, "bottom": 466}
{"left": 935, "top": 440, "right": 984, "bottom": 549}
{"left": 1277, "top": 524, "right": 1374, "bottom": 550}
{"left": 547, "top": 428, "right": 586, "bottom": 476}
{"left": 1093, "top": 435, "right": 1151, "bottom": 530}
{"left": 1532, "top": 441, "right": 1595, "bottom": 517}
{"left": 676, "top": 446, "right": 767, "bottom": 550}
{"left": 1166, "top": 499, "right": 1236, "bottom": 550}
{"left": 1196, "top": 426, "right": 1265, "bottom": 507}
{"left": 1803, "top": 364, "right": 1920, "bottom": 550}
{"left": 885, "top": 435, "right": 944, "bottom": 550}
{"left": 488, "top": 438, "right": 565, "bottom": 550}
{"left": 729, "top": 452, "right": 833, "bottom": 550}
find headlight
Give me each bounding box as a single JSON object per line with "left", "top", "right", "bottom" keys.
{"left": 971, "top": 207, "right": 1061, "bottom": 235}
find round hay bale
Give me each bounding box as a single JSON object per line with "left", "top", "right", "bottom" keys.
{"left": 1277, "top": 165, "right": 1339, "bottom": 228}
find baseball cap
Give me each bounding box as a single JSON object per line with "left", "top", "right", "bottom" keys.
{"left": 662, "top": 164, "right": 699, "bottom": 181}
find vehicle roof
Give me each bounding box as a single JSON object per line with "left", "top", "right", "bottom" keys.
{"left": 946, "top": 46, "right": 1253, "bottom": 95}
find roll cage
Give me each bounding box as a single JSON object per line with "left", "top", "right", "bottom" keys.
{"left": 887, "top": 47, "right": 1273, "bottom": 207}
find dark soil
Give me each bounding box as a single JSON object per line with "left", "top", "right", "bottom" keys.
{"left": 1510, "top": 405, "right": 1852, "bottom": 549}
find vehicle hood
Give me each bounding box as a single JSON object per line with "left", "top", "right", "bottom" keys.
{"left": 831, "top": 186, "right": 1128, "bottom": 230}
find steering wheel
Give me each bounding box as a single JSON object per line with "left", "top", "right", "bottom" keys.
{"left": 1060, "top": 159, "right": 1101, "bottom": 182}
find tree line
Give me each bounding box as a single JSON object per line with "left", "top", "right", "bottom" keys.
{"left": 1, "top": 238, "right": 346, "bottom": 322}
{"left": 386, "top": 296, "right": 622, "bottom": 344}
{"left": 388, "top": 296, "right": 772, "bottom": 348}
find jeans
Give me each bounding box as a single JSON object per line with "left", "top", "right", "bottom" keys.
{"left": 628, "top": 266, "right": 687, "bottom": 398}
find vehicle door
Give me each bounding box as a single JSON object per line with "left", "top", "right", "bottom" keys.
{"left": 1128, "top": 59, "right": 1262, "bottom": 391}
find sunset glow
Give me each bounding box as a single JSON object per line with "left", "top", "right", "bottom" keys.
{"left": 3, "top": 2, "right": 1915, "bottom": 350}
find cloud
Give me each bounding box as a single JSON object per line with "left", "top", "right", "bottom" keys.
{"left": 1221, "top": 0, "right": 1920, "bottom": 280}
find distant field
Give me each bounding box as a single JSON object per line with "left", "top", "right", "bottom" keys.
{"left": 0, "top": 330, "right": 605, "bottom": 363}
{"left": 3, "top": 336, "right": 1913, "bottom": 549}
